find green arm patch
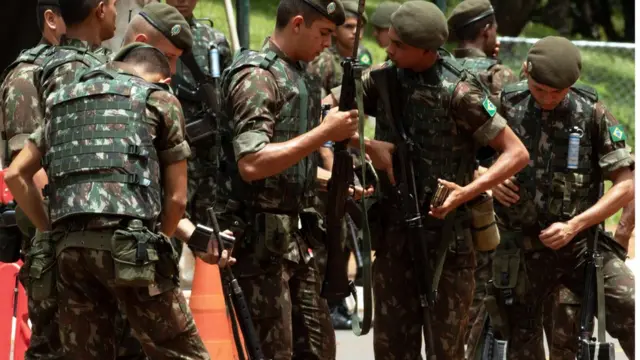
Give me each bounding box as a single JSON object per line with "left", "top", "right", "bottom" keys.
{"left": 482, "top": 97, "right": 497, "bottom": 117}
{"left": 359, "top": 53, "right": 372, "bottom": 66}
{"left": 608, "top": 125, "right": 627, "bottom": 142}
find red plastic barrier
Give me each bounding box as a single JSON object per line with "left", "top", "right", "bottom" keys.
{"left": 0, "top": 261, "right": 30, "bottom": 360}
{"left": 0, "top": 170, "right": 15, "bottom": 205}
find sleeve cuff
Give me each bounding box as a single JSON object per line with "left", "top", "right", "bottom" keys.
{"left": 472, "top": 113, "right": 507, "bottom": 146}
{"left": 8, "top": 134, "right": 31, "bottom": 153}
{"left": 600, "top": 148, "right": 635, "bottom": 175}
{"left": 233, "top": 130, "right": 270, "bottom": 162}
{"left": 158, "top": 140, "right": 191, "bottom": 164}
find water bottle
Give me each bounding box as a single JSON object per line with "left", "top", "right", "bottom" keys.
{"left": 567, "top": 127, "right": 583, "bottom": 170}
{"left": 209, "top": 44, "right": 220, "bottom": 78}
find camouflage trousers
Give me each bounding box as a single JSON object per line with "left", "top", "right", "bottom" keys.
{"left": 373, "top": 226, "right": 476, "bottom": 360}
{"left": 542, "top": 286, "right": 581, "bottom": 360}
{"left": 18, "top": 236, "right": 146, "bottom": 360}
{"left": 496, "top": 236, "right": 635, "bottom": 360}
{"left": 56, "top": 243, "right": 209, "bottom": 359}
{"left": 465, "top": 249, "right": 493, "bottom": 357}
{"left": 232, "top": 243, "right": 335, "bottom": 360}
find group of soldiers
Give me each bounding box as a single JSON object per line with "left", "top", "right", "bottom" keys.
{"left": 0, "top": 0, "right": 635, "bottom": 360}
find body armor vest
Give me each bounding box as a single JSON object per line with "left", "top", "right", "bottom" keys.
{"left": 0, "top": 44, "right": 53, "bottom": 82}
{"left": 40, "top": 44, "right": 110, "bottom": 89}
{"left": 456, "top": 57, "right": 498, "bottom": 74}
{"left": 373, "top": 58, "right": 476, "bottom": 204}
{"left": 220, "top": 49, "right": 319, "bottom": 212}
{"left": 496, "top": 81, "right": 600, "bottom": 230}
{"left": 42, "top": 68, "right": 163, "bottom": 225}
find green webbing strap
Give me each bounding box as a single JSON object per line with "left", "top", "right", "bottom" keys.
{"left": 297, "top": 76, "right": 309, "bottom": 189}
{"left": 51, "top": 98, "right": 132, "bottom": 116}
{"left": 49, "top": 172, "right": 157, "bottom": 191}
{"left": 43, "top": 143, "right": 155, "bottom": 165}
{"left": 259, "top": 51, "right": 278, "bottom": 70}
{"left": 50, "top": 114, "right": 137, "bottom": 133}
{"left": 595, "top": 249, "right": 606, "bottom": 341}
{"left": 51, "top": 130, "right": 129, "bottom": 146}
{"left": 350, "top": 74, "right": 373, "bottom": 336}
{"left": 48, "top": 157, "right": 128, "bottom": 176}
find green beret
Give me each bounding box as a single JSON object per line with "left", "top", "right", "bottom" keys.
{"left": 391, "top": 1, "right": 448, "bottom": 50}
{"left": 448, "top": 0, "right": 495, "bottom": 37}
{"left": 302, "top": 0, "right": 346, "bottom": 26}
{"left": 370, "top": 2, "right": 400, "bottom": 28}
{"left": 527, "top": 36, "right": 582, "bottom": 89}
{"left": 139, "top": 2, "right": 193, "bottom": 51}
{"left": 342, "top": 0, "right": 368, "bottom": 24}
{"left": 113, "top": 42, "right": 159, "bottom": 61}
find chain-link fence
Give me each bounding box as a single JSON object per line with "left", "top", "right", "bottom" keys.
{"left": 497, "top": 36, "right": 635, "bottom": 148}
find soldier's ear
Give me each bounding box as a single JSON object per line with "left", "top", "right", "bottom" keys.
{"left": 134, "top": 34, "right": 149, "bottom": 43}
{"left": 96, "top": 1, "right": 106, "bottom": 20}
{"left": 291, "top": 15, "right": 304, "bottom": 33}
{"left": 43, "top": 9, "right": 57, "bottom": 31}
{"left": 157, "top": 77, "right": 171, "bottom": 85}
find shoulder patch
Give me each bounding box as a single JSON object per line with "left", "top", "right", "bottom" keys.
{"left": 482, "top": 97, "right": 497, "bottom": 117}
{"left": 359, "top": 53, "right": 372, "bottom": 66}
{"left": 608, "top": 125, "right": 626, "bottom": 142}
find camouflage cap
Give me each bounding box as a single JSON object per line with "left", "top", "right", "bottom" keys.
{"left": 390, "top": 1, "right": 448, "bottom": 50}
{"left": 370, "top": 1, "right": 400, "bottom": 28}
{"left": 526, "top": 36, "right": 582, "bottom": 89}
{"left": 447, "top": 0, "right": 495, "bottom": 34}
{"left": 342, "top": 0, "right": 368, "bottom": 24}
{"left": 139, "top": 2, "right": 193, "bottom": 51}
{"left": 112, "top": 42, "right": 159, "bottom": 61}
{"left": 302, "top": 0, "right": 346, "bottom": 25}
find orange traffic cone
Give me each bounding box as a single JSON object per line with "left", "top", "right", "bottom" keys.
{"left": 189, "top": 258, "right": 243, "bottom": 359}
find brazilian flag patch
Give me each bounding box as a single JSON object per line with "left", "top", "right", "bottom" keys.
{"left": 609, "top": 125, "right": 627, "bottom": 142}
{"left": 482, "top": 97, "right": 497, "bottom": 117}
{"left": 359, "top": 53, "right": 372, "bottom": 66}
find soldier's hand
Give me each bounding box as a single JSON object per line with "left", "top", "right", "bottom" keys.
{"left": 539, "top": 221, "right": 578, "bottom": 250}
{"left": 321, "top": 107, "right": 359, "bottom": 142}
{"left": 194, "top": 230, "right": 237, "bottom": 267}
{"left": 218, "top": 230, "right": 236, "bottom": 269}
{"left": 366, "top": 140, "right": 396, "bottom": 185}
{"left": 349, "top": 185, "right": 374, "bottom": 200}
{"left": 492, "top": 176, "right": 520, "bottom": 206}
{"left": 429, "top": 179, "right": 465, "bottom": 219}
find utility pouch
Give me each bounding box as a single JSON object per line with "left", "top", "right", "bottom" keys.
{"left": 26, "top": 230, "right": 57, "bottom": 301}
{"left": 256, "top": 213, "right": 296, "bottom": 260}
{"left": 469, "top": 193, "right": 500, "bottom": 251}
{"left": 110, "top": 226, "right": 159, "bottom": 287}
{"left": 492, "top": 248, "right": 526, "bottom": 304}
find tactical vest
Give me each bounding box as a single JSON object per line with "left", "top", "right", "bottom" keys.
{"left": 173, "top": 21, "right": 213, "bottom": 100}
{"left": 220, "top": 49, "right": 319, "bottom": 212}
{"left": 495, "top": 81, "right": 600, "bottom": 229}
{"left": 40, "top": 44, "right": 110, "bottom": 89}
{"left": 373, "top": 58, "right": 476, "bottom": 204}
{"left": 42, "top": 68, "right": 163, "bottom": 225}
{"left": 456, "top": 57, "right": 498, "bottom": 74}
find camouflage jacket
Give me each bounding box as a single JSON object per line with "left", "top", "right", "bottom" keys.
{"left": 173, "top": 17, "right": 232, "bottom": 121}
{"left": 453, "top": 47, "right": 517, "bottom": 107}
{"left": 307, "top": 44, "right": 373, "bottom": 96}
{"left": 331, "top": 58, "right": 508, "bottom": 207}
{"left": 218, "top": 38, "right": 321, "bottom": 213}
{"left": 496, "top": 81, "right": 634, "bottom": 231}
{"left": 30, "top": 63, "right": 190, "bottom": 228}
{"left": 0, "top": 43, "right": 55, "bottom": 162}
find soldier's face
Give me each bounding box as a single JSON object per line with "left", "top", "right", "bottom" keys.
{"left": 483, "top": 22, "right": 498, "bottom": 57}
{"left": 386, "top": 27, "right": 431, "bottom": 69}
{"left": 98, "top": 0, "right": 118, "bottom": 41}
{"left": 373, "top": 26, "right": 390, "bottom": 48}
{"left": 527, "top": 75, "right": 570, "bottom": 110}
{"left": 294, "top": 16, "right": 335, "bottom": 61}
{"left": 166, "top": 0, "right": 198, "bottom": 18}
{"left": 335, "top": 17, "right": 361, "bottom": 50}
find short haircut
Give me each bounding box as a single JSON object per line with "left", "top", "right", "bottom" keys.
{"left": 58, "top": 0, "right": 101, "bottom": 26}
{"left": 455, "top": 14, "right": 496, "bottom": 42}
{"left": 36, "top": 5, "right": 61, "bottom": 33}
{"left": 121, "top": 47, "right": 171, "bottom": 79}
{"left": 275, "top": 0, "right": 324, "bottom": 30}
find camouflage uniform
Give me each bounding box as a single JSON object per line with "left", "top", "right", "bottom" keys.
{"left": 216, "top": 39, "right": 335, "bottom": 360}
{"left": 172, "top": 17, "right": 232, "bottom": 226}
{"left": 29, "top": 63, "right": 208, "bottom": 359}
{"left": 492, "top": 81, "right": 635, "bottom": 359}
{"left": 543, "top": 286, "right": 581, "bottom": 359}
{"left": 0, "top": 42, "right": 62, "bottom": 360}
{"left": 331, "top": 57, "right": 509, "bottom": 359}
{"left": 450, "top": 46, "right": 518, "bottom": 356}
{"left": 308, "top": 44, "right": 373, "bottom": 97}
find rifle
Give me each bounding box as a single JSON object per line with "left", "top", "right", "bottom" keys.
{"left": 577, "top": 181, "right": 614, "bottom": 360}
{"left": 323, "top": 0, "right": 372, "bottom": 336}
{"left": 189, "top": 210, "right": 265, "bottom": 360}
{"left": 176, "top": 46, "right": 222, "bottom": 147}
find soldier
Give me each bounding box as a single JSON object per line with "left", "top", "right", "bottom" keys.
{"left": 215, "top": 1, "right": 359, "bottom": 359}
{"left": 6, "top": 42, "right": 213, "bottom": 359}
{"left": 369, "top": 1, "right": 399, "bottom": 50}
{"left": 306, "top": 0, "right": 371, "bottom": 331}
{"left": 102, "top": 0, "right": 158, "bottom": 52}
{"left": 446, "top": 0, "right": 519, "bottom": 355}
{"left": 447, "top": 0, "right": 517, "bottom": 104}
{"left": 489, "top": 36, "right": 635, "bottom": 359}
{"left": 163, "top": 0, "right": 233, "bottom": 282}
{"left": 323, "top": 2, "right": 529, "bottom": 358}
{"left": 0, "top": 2, "right": 65, "bottom": 358}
